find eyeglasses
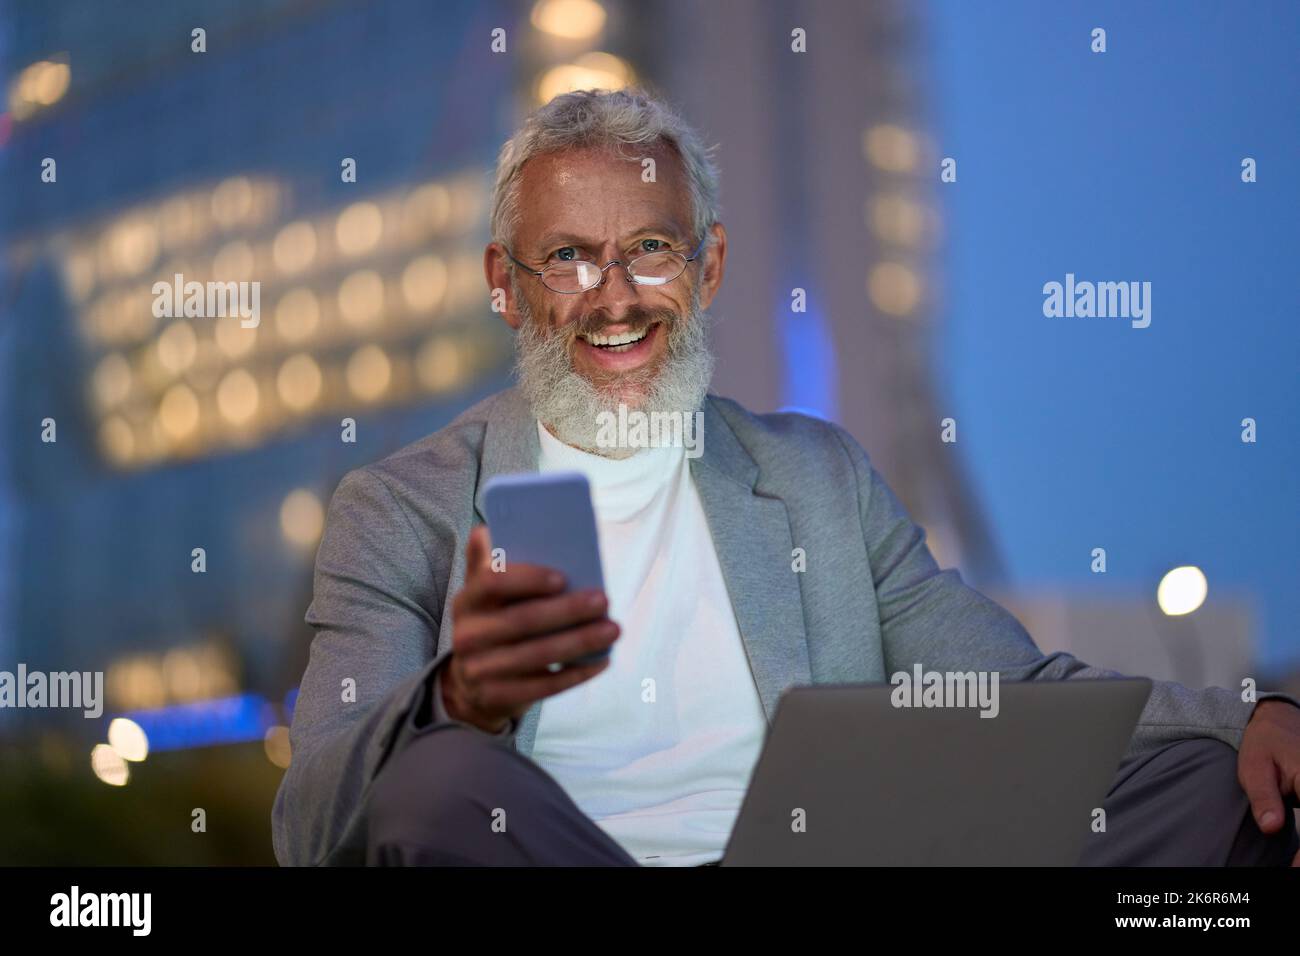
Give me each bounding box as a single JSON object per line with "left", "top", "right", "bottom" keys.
{"left": 504, "top": 236, "right": 707, "bottom": 294}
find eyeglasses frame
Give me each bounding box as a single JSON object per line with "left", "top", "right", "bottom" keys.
{"left": 502, "top": 234, "right": 708, "bottom": 294}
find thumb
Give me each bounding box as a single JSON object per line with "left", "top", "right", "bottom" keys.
{"left": 465, "top": 524, "right": 492, "bottom": 573}
{"left": 1239, "top": 749, "right": 1285, "bottom": 833}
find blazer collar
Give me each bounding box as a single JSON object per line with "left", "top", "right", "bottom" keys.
{"left": 472, "top": 386, "right": 758, "bottom": 513}
{"left": 472, "top": 387, "right": 543, "bottom": 524}
{"left": 687, "top": 399, "right": 812, "bottom": 724}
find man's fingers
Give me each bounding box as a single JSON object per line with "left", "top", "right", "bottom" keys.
{"left": 462, "top": 589, "right": 607, "bottom": 651}
{"left": 1238, "top": 750, "right": 1285, "bottom": 833}
{"left": 463, "top": 617, "right": 619, "bottom": 680}
{"left": 475, "top": 658, "right": 611, "bottom": 713}
{"left": 479, "top": 563, "right": 569, "bottom": 606}
{"left": 457, "top": 559, "right": 565, "bottom": 613}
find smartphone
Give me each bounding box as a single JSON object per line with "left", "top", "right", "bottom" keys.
{"left": 482, "top": 471, "right": 609, "bottom": 665}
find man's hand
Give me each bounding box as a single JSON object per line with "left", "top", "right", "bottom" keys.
{"left": 440, "top": 525, "right": 620, "bottom": 734}
{"left": 1238, "top": 699, "right": 1300, "bottom": 865}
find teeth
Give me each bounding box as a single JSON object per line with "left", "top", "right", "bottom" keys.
{"left": 581, "top": 326, "right": 650, "bottom": 348}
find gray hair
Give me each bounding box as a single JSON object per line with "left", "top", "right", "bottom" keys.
{"left": 489, "top": 87, "right": 721, "bottom": 253}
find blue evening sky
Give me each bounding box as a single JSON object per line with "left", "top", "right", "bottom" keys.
{"left": 926, "top": 0, "right": 1299, "bottom": 670}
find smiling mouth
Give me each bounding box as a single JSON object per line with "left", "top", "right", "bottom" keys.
{"left": 577, "top": 322, "right": 657, "bottom": 352}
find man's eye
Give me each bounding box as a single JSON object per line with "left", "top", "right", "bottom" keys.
{"left": 553, "top": 247, "right": 578, "bottom": 262}
{"left": 639, "top": 239, "right": 667, "bottom": 254}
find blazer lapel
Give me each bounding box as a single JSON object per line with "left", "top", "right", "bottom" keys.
{"left": 472, "top": 387, "right": 541, "bottom": 525}
{"left": 689, "top": 397, "right": 811, "bottom": 723}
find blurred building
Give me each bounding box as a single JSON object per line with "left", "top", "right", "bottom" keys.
{"left": 1, "top": 0, "right": 524, "bottom": 861}
{"left": 648, "top": 0, "right": 999, "bottom": 580}
{"left": 1, "top": 0, "right": 517, "bottom": 735}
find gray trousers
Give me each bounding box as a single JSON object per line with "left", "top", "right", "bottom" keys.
{"left": 363, "top": 724, "right": 1298, "bottom": 866}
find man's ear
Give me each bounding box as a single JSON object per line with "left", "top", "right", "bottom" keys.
{"left": 484, "top": 242, "right": 522, "bottom": 330}
{"left": 696, "top": 222, "right": 728, "bottom": 311}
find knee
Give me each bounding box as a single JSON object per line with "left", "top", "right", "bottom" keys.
{"left": 1163, "top": 738, "right": 1297, "bottom": 866}
{"left": 365, "top": 725, "right": 529, "bottom": 851}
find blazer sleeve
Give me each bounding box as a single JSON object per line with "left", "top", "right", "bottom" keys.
{"left": 829, "top": 423, "right": 1298, "bottom": 762}
{"left": 271, "top": 468, "right": 512, "bottom": 867}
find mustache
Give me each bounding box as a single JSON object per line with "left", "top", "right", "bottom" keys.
{"left": 569, "top": 306, "right": 679, "bottom": 339}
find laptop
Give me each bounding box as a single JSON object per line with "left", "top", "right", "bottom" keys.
{"left": 721, "top": 677, "right": 1151, "bottom": 866}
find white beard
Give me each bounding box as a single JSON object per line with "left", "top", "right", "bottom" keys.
{"left": 511, "top": 279, "right": 715, "bottom": 458}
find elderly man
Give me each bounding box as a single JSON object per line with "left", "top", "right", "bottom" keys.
{"left": 273, "top": 88, "right": 1300, "bottom": 867}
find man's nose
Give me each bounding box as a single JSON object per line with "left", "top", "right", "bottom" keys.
{"left": 590, "top": 260, "right": 639, "bottom": 313}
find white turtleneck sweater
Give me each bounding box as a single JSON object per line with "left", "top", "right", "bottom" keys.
{"left": 529, "top": 421, "right": 769, "bottom": 866}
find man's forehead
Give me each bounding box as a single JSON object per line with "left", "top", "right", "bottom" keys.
{"left": 514, "top": 144, "right": 692, "bottom": 240}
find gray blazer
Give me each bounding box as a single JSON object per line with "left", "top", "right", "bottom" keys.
{"left": 272, "top": 386, "right": 1281, "bottom": 866}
